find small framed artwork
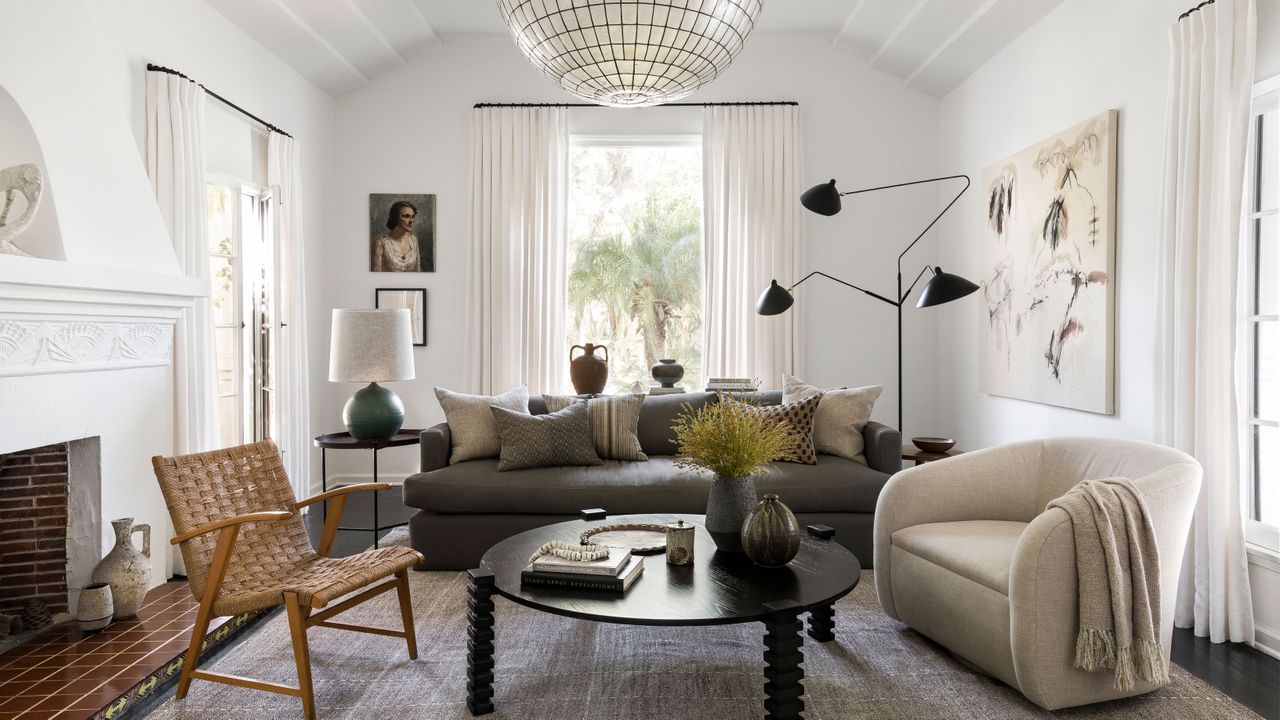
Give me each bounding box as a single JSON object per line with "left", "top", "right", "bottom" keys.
{"left": 375, "top": 288, "right": 427, "bottom": 346}
{"left": 370, "top": 193, "right": 435, "bottom": 272}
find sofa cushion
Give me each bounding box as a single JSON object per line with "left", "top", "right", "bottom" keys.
{"left": 544, "top": 393, "right": 647, "bottom": 461}
{"left": 435, "top": 385, "right": 529, "bottom": 464}
{"left": 890, "top": 520, "right": 1028, "bottom": 594}
{"left": 403, "top": 454, "right": 889, "bottom": 515}
{"left": 741, "top": 394, "right": 821, "bottom": 464}
{"left": 637, "top": 392, "right": 715, "bottom": 456}
{"left": 783, "top": 373, "right": 882, "bottom": 463}
{"left": 491, "top": 403, "right": 601, "bottom": 471}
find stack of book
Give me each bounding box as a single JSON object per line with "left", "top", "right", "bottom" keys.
{"left": 705, "top": 377, "right": 758, "bottom": 392}
{"left": 520, "top": 549, "right": 644, "bottom": 591}
{"left": 648, "top": 385, "right": 686, "bottom": 395}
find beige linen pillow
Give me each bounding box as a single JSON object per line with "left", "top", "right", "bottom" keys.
{"left": 543, "top": 393, "right": 647, "bottom": 461}
{"left": 782, "top": 373, "right": 882, "bottom": 463}
{"left": 434, "top": 385, "right": 529, "bottom": 464}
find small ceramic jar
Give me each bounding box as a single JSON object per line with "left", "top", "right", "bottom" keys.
{"left": 665, "top": 519, "right": 695, "bottom": 566}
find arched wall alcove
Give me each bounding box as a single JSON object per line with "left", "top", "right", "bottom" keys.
{"left": 0, "top": 84, "right": 64, "bottom": 260}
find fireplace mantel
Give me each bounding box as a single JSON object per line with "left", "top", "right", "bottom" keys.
{"left": 0, "top": 255, "right": 205, "bottom": 378}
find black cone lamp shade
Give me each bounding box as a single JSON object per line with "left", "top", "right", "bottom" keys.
{"left": 800, "top": 179, "right": 842, "bottom": 216}
{"left": 916, "top": 267, "right": 980, "bottom": 308}
{"left": 756, "top": 279, "right": 795, "bottom": 315}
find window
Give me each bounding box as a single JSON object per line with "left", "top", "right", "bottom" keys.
{"left": 1244, "top": 82, "right": 1280, "bottom": 551}
{"left": 566, "top": 137, "right": 703, "bottom": 393}
{"left": 206, "top": 177, "right": 277, "bottom": 448}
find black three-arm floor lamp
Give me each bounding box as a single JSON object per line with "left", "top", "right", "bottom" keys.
{"left": 756, "top": 175, "right": 980, "bottom": 433}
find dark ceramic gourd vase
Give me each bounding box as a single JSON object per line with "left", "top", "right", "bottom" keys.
{"left": 741, "top": 494, "right": 801, "bottom": 567}
{"left": 705, "top": 476, "right": 757, "bottom": 552}
{"left": 570, "top": 343, "right": 609, "bottom": 394}
{"left": 651, "top": 358, "right": 685, "bottom": 388}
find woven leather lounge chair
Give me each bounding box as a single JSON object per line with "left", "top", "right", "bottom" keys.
{"left": 153, "top": 440, "right": 424, "bottom": 719}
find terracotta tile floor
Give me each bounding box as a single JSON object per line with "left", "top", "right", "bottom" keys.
{"left": 0, "top": 582, "right": 232, "bottom": 720}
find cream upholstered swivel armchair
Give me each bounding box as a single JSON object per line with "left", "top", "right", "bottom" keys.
{"left": 873, "top": 437, "right": 1201, "bottom": 710}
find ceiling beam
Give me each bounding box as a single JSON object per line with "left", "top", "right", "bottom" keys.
{"left": 832, "top": 0, "right": 872, "bottom": 48}
{"left": 407, "top": 0, "right": 441, "bottom": 45}
{"left": 270, "top": 0, "right": 370, "bottom": 89}
{"left": 345, "top": 0, "right": 405, "bottom": 68}
{"left": 868, "top": 0, "right": 931, "bottom": 68}
{"left": 902, "top": 0, "right": 999, "bottom": 89}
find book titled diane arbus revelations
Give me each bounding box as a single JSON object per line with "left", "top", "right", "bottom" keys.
{"left": 521, "top": 549, "right": 644, "bottom": 592}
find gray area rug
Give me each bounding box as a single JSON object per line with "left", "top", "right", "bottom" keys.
{"left": 145, "top": 535, "right": 1258, "bottom": 719}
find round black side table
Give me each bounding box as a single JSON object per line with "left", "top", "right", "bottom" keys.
{"left": 312, "top": 430, "right": 421, "bottom": 548}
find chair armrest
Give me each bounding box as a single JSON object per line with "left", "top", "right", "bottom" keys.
{"left": 170, "top": 511, "right": 293, "bottom": 545}
{"left": 863, "top": 421, "right": 901, "bottom": 474}
{"left": 873, "top": 441, "right": 1043, "bottom": 619}
{"left": 421, "top": 423, "right": 451, "bottom": 472}
{"left": 294, "top": 482, "right": 391, "bottom": 510}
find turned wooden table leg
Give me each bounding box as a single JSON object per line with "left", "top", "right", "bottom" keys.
{"left": 762, "top": 599, "right": 805, "bottom": 720}
{"left": 466, "top": 569, "right": 496, "bottom": 716}
{"left": 807, "top": 603, "right": 835, "bottom": 642}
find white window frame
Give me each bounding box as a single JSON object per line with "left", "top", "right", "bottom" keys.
{"left": 571, "top": 134, "right": 700, "bottom": 149}
{"left": 1243, "top": 76, "right": 1280, "bottom": 553}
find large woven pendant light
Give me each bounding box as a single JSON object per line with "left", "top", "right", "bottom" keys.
{"left": 496, "top": 0, "right": 763, "bottom": 107}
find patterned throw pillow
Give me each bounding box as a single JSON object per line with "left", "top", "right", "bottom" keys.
{"left": 742, "top": 394, "right": 822, "bottom": 465}
{"left": 491, "top": 402, "right": 602, "bottom": 471}
{"left": 783, "top": 374, "right": 882, "bottom": 463}
{"left": 543, "top": 394, "right": 647, "bottom": 461}
{"left": 434, "top": 385, "right": 530, "bottom": 464}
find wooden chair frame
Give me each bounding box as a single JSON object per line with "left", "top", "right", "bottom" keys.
{"left": 170, "top": 483, "right": 417, "bottom": 719}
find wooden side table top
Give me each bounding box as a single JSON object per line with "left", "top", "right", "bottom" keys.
{"left": 901, "top": 444, "right": 963, "bottom": 465}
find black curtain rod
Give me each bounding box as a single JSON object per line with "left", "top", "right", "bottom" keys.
{"left": 1178, "top": 0, "right": 1214, "bottom": 20}
{"left": 473, "top": 100, "right": 798, "bottom": 109}
{"left": 147, "top": 63, "right": 293, "bottom": 139}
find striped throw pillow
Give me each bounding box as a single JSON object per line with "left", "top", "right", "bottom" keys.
{"left": 543, "top": 393, "right": 647, "bottom": 461}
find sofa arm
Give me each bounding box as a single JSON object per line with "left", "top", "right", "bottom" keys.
{"left": 873, "top": 440, "right": 1044, "bottom": 619}
{"left": 863, "top": 422, "right": 901, "bottom": 474}
{"left": 420, "top": 423, "right": 451, "bottom": 472}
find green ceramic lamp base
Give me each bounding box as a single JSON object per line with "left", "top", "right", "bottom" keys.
{"left": 343, "top": 382, "right": 405, "bottom": 440}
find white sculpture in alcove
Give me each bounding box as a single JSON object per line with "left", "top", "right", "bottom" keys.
{"left": 0, "top": 162, "right": 43, "bottom": 257}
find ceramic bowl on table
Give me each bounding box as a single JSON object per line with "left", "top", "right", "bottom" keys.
{"left": 912, "top": 437, "right": 956, "bottom": 453}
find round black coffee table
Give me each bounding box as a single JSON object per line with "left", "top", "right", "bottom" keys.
{"left": 466, "top": 513, "right": 861, "bottom": 720}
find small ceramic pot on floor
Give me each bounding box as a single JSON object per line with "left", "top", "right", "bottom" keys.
{"left": 76, "top": 583, "right": 113, "bottom": 632}
{"left": 705, "top": 476, "right": 757, "bottom": 552}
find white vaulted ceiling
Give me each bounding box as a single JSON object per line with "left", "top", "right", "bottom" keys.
{"left": 203, "top": 0, "right": 1066, "bottom": 97}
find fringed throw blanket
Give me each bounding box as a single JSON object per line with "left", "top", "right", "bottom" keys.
{"left": 1047, "top": 477, "right": 1169, "bottom": 690}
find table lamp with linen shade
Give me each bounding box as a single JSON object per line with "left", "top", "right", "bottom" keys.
{"left": 329, "top": 308, "right": 415, "bottom": 440}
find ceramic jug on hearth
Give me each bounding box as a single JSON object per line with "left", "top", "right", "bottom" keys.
{"left": 91, "top": 518, "right": 150, "bottom": 619}
{"left": 569, "top": 343, "right": 609, "bottom": 394}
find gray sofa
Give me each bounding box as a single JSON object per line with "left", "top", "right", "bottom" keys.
{"left": 402, "top": 390, "right": 901, "bottom": 570}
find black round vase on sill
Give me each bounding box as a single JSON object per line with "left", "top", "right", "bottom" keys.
{"left": 651, "top": 359, "right": 684, "bottom": 388}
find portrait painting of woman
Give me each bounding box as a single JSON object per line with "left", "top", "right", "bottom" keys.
{"left": 370, "top": 193, "right": 435, "bottom": 272}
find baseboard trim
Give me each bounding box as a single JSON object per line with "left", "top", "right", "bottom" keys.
{"left": 1254, "top": 624, "right": 1280, "bottom": 660}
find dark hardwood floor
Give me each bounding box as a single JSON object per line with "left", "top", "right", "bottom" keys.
{"left": 307, "top": 491, "right": 1280, "bottom": 719}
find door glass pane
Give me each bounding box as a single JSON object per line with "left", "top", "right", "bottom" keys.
{"left": 1261, "top": 109, "right": 1280, "bottom": 212}
{"left": 218, "top": 396, "right": 239, "bottom": 448}
{"left": 215, "top": 326, "right": 239, "bottom": 396}
{"left": 1259, "top": 320, "right": 1278, "bottom": 421}
{"left": 207, "top": 184, "right": 235, "bottom": 255}
{"left": 1259, "top": 215, "right": 1278, "bottom": 316}
{"left": 210, "top": 256, "right": 236, "bottom": 325}
{"left": 1258, "top": 425, "right": 1279, "bottom": 526}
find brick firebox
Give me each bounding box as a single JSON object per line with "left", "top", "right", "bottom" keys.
{"left": 0, "top": 443, "right": 70, "bottom": 617}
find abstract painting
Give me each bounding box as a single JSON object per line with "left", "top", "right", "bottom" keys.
{"left": 978, "top": 110, "right": 1117, "bottom": 414}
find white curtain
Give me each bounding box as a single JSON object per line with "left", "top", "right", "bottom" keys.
{"left": 465, "top": 107, "right": 569, "bottom": 394}
{"left": 145, "top": 70, "right": 219, "bottom": 455}
{"left": 1156, "top": 0, "right": 1256, "bottom": 644}
{"left": 268, "top": 132, "right": 312, "bottom": 500}
{"left": 702, "top": 105, "right": 804, "bottom": 388}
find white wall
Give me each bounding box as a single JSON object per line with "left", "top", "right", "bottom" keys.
{"left": 935, "top": 0, "right": 1279, "bottom": 654}
{"left": 321, "top": 34, "right": 942, "bottom": 483}
{"left": 0, "top": 0, "right": 335, "bottom": 590}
